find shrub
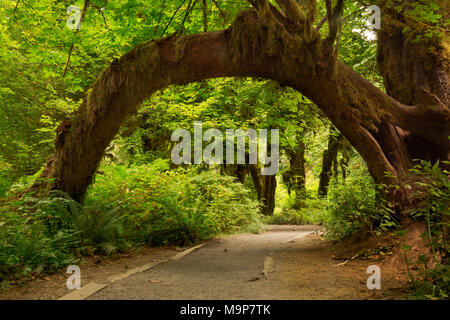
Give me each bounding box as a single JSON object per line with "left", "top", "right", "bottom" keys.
{"left": 265, "top": 204, "right": 327, "bottom": 226}
{"left": 268, "top": 176, "right": 328, "bottom": 226}
{"left": 0, "top": 160, "right": 14, "bottom": 199}
{"left": 0, "top": 191, "right": 128, "bottom": 282}
{"left": 85, "top": 161, "right": 262, "bottom": 246}
{"left": 0, "top": 160, "right": 263, "bottom": 281}
{"left": 34, "top": 191, "right": 128, "bottom": 254}
{"left": 324, "top": 160, "right": 398, "bottom": 241}
{"left": 266, "top": 208, "right": 305, "bottom": 225}
{"left": 407, "top": 160, "right": 449, "bottom": 299}
{"left": 0, "top": 199, "right": 79, "bottom": 281}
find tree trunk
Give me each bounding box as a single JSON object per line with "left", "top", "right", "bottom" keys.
{"left": 340, "top": 147, "right": 349, "bottom": 181}
{"left": 31, "top": 1, "right": 449, "bottom": 217}
{"left": 284, "top": 141, "right": 306, "bottom": 208}
{"left": 373, "top": 1, "right": 450, "bottom": 211}
{"left": 249, "top": 163, "right": 276, "bottom": 215}
{"left": 235, "top": 164, "right": 248, "bottom": 184}
{"left": 262, "top": 174, "right": 277, "bottom": 215}
{"left": 318, "top": 127, "right": 344, "bottom": 198}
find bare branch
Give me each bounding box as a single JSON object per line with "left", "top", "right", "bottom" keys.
{"left": 160, "top": 0, "right": 188, "bottom": 38}
{"left": 151, "top": 0, "right": 167, "bottom": 39}
{"left": 211, "top": 0, "right": 227, "bottom": 27}
{"left": 13, "top": 0, "right": 21, "bottom": 15}
{"left": 176, "top": 0, "right": 196, "bottom": 35}
{"left": 90, "top": 2, "right": 113, "bottom": 31}
{"left": 314, "top": 15, "right": 327, "bottom": 34}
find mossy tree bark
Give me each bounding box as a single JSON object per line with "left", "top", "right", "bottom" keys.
{"left": 376, "top": 2, "right": 449, "bottom": 170}
{"left": 33, "top": 0, "right": 449, "bottom": 216}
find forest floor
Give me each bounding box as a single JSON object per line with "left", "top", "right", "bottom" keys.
{"left": 0, "top": 225, "right": 412, "bottom": 300}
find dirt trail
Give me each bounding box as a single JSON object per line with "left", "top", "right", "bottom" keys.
{"left": 1, "top": 225, "right": 409, "bottom": 300}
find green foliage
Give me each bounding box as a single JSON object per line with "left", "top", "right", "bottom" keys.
{"left": 389, "top": 0, "right": 447, "bottom": 42}
{"left": 407, "top": 160, "right": 449, "bottom": 299}
{"left": 0, "top": 188, "right": 133, "bottom": 282}
{"left": 0, "top": 159, "right": 14, "bottom": 198}
{"left": 266, "top": 173, "right": 329, "bottom": 226}
{"left": 0, "top": 0, "right": 447, "bottom": 298}
{"left": 0, "top": 158, "right": 263, "bottom": 282}
{"left": 266, "top": 206, "right": 327, "bottom": 226}
{"left": 0, "top": 198, "right": 79, "bottom": 281}
{"left": 323, "top": 158, "right": 399, "bottom": 241}
{"left": 85, "top": 160, "right": 262, "bottom": 246}
{"left": 267, "top": 192, "right": 328, "bottom": 225}
{"left": 0, "top": 0, "right": 251, "bottom": 180}
{"left": 35, "top": 191, "right": 128, "bottom": 254}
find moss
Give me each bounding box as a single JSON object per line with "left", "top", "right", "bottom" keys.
{"left": 173, "top": 37, "right": 189, "bottom": 62}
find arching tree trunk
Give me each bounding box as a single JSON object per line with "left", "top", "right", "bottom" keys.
{"left": 32, "top": 1, "right": 449, "bottom": 217}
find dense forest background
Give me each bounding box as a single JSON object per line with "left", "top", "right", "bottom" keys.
{"left": 0, "top": 0, "right": 448, "bottom": 299}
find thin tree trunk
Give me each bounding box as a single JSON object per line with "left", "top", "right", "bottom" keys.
{"left": 285, "top": 141, "right": 306, "bottom": 208}
{"left": 249, "top": 164, "right": 276, "bottom": 215}
{"left": 235, "top": 164, "right": 248, "bottom": 184}
{"left": 262, "top": 174, "right": 277, "bottom": 215}
{"left": 318, "top": 127, "right": 343, "bottom": 198}
{"left": 340, "top": 147, "right": 349, "bottom": 181}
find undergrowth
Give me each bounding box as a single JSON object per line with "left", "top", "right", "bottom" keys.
{"left": 0, "top": 160, "right": 262, "bottom": 284}
{"left": 402, "top": 160, "right": 449, "bottom": 300}
{"left": 323, "top": 162, "right": 399, "bottom": 241}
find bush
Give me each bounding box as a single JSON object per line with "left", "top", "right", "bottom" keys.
{"left": 0, "top": 160, "right": 14, "bottom": 199}
{"left": 0, "top": 191, "right": 131, "bottom": 282}
{"left": 265, "top": 202, "right": 327, "bottom": 225}
{"left": 266, "top": 208, "right": 305, "bottom": 225}
{"left": 268, "top": 177, "right": 328, "bottom": 225}
{"left": 407, "top": 160, "right": 449, "bottom": 299}
{"left": 85, "top": 161, "right": 262, "bottom": 246}
{"left": 324, "top": 160, "right": 398, "bottom": 241}
{"left": 0, "top": 160, "right": 262, "bottom": 282}
{"left": 34, "top": 191, "right": 128, "bottom": 254}
{"left": 0, "top": 199, "right": 80, "bottom": 281}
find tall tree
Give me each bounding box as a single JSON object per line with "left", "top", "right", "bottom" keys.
{"left": 32, "top": 0, "right": 449, "bottom": 220}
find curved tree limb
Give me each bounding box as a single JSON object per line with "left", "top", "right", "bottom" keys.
{"left": 33, "top": 8, "right": 449, "bottom": 202}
